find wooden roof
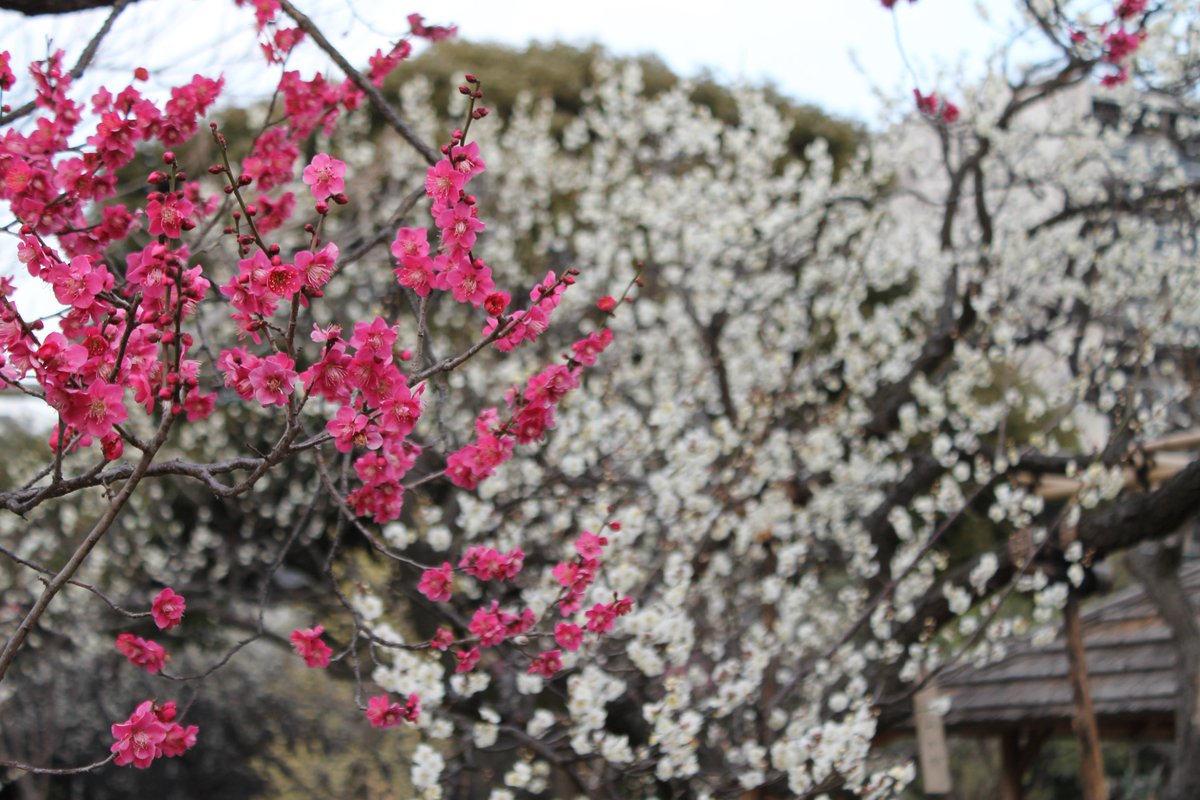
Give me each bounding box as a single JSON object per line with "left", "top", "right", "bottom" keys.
{"left": 930, "top": 564, "right": 1200, "bottom": 739}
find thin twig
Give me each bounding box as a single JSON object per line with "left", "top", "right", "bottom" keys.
{"left": 0, "top": 754, "right": 114, "bottom": 775}
{"left": 0, "top": 543, "right": 150, "bottom": 619}
{"left": 0, "top": 411, "right": 175, "bottom": 683}
{"left": 0, "top": 0, "right": 133, "bottom": 127}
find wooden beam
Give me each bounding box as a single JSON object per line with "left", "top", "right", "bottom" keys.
{"left": 1020, "top": 453, "right": 1193, "bottom": 501}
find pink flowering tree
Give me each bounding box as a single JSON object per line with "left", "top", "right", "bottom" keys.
{"left": 0, "top": 0, "right": 635, "bottom": 792}
{"left": 3, "top": 0, "right": 1200, "bottom": 798}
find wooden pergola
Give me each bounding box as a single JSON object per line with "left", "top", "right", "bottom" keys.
{"left": 901, "top": 563, "right": 1200, "bottom": 797}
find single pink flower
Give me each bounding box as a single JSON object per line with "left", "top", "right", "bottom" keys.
{"left": 455, "top": 646, "right": 480, "bottom": 673}
{"left": 424, "top": 158, "right": 466, "bottom": 207}
{"left": 528, "top": 649, "right": 563, "bottom": 678}
{"left": 418, "top": 562, "right": 454, "bottom": 602}
{"left": 290, "top": 625, "right": 332, "bottom": 667}
{"left": 66, "top": 380, "right": 127, "bottom": 438}
{"left": 146, "top": 192, "right": 194, "bottom": 239}
{"left": 111, "top": 700, "right": 168, "bottom": 769}
{"left": 248, "top": 353, "right": 298, "bottom": 407}
{"left": 555, "top": 622, "right": 584, "bottom": 651}
{"left": 159, "top": 723, "right": 199, "bottom": 757}
{"left": 302, "top": 152, "right": 346, "bottom": 200}
{"left": 365, "top": 693, "right": 420, "bottom": 727}
{"left": 151, "top": 587, "right": 186, "bottom": 630}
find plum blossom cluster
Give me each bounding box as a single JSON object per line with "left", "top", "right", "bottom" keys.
{"left": 877, "top": 3, "right": 961, "bottom": 124}
{"left": 1, "top": 49, "right": 219, "bottom": 255}
{"left": 233, "top": 2, "right": 450, "bottom": 196}
{"left": 313, "top": 316, "right": 426, "bottom": 523}
{"left": 0, "top": 56, "right": 220, "bottom": 454}
{"left": 290, "top": 624, "right": 333, "bottom": 668}
{"left": 442, "top": 325, "right": 617, "bottom": 491}
{"left": 110, "top": 700, "right": 198, "bottom": 769}
{"left": 115, "top": 633, "right": 168, "bottom": 674}
{"left": 392, "top": 128, "right": 492, "bottom": 305}
{"left": 913, "top": 89, "right": 959, "bottom": 124}
{"left": 112, "top": 587, "right": 188, "bottom": 675}
{"left": 105, "top": 592, "right": 196, "bottom": 768}
{"left": 1066, "top": 0, "right": 1150, "bottom": 85}
{"left": 410, "top": 526, "right": 632, "bottom": 686}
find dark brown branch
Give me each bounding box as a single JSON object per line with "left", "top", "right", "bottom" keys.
{"left": 276, "top": 0, "right": 440, "bottom": 165}
{"left": 0, "top": 0, "right": 128, "bottom": 12}
{"left": 1079, "top": 458, "right": 1200, "bottom": 558}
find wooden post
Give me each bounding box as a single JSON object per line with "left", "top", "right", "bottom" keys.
{"left": 914, "top": 683, "right": 952, "bottom": 794}
{"left": 1000, "top": 731, "right": 1023, "bottom": 800}
{"left": 1000, "top": 728, "right": 1049, "bottom": 800}
{"left": 1064, "top": 593, "right": 1108, "bottom": 800}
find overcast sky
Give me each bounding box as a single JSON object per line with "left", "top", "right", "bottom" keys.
{"left": 2, "top": 0, "right": 1026, "bottom": 125}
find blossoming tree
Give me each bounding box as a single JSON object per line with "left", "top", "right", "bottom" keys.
{"left": 2, "top": 0, "right": 1200, "bottom": 798}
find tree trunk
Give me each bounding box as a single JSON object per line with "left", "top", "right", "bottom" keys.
{"left": 1126, "top": 537, "right": 1200, "bottom": 800}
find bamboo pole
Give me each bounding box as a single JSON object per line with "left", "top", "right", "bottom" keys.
{"left": 1016, "top": 428, "right": 1200, "bottom": 501}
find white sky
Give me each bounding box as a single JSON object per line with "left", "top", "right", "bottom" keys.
{"left": 2, "top": 0, "right": 1027, "bottom": 125}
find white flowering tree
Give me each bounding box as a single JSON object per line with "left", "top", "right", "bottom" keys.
{"left": 2, "top": 0, "right": 1200, "bottom": 798}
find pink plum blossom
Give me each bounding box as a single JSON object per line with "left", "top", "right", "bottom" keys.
{"left": 302, "top": 152, "right": 346, "bottom": 200}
